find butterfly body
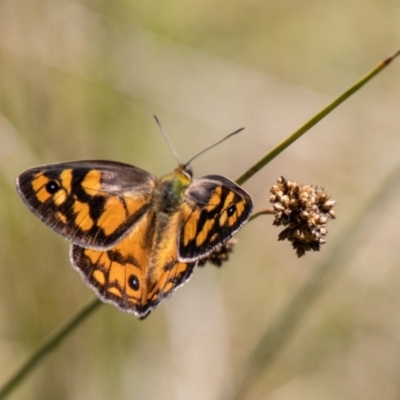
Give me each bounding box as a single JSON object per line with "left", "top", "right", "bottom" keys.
{"left": 17, "top": 160, "right": 253, "bottom": 318}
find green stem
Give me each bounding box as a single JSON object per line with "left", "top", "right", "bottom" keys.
{"left": 0, "top": 299, "right": 102, "bottom": 400}
{"left": 236, "top": 49, "right": 400, "bottom": 185}
{"left": 249, "top": 209, "right": 274, "bottom": 222}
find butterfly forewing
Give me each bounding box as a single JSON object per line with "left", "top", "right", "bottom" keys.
{"left": 17, "top": 160, "right": 157, "bottom": 249}
{"left": 178, "top": 175, "right": 253, "bottom": 262}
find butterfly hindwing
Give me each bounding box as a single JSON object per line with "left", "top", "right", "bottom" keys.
{"left": 178, "top": 175, "right": 253, "bottom": 262}
{"left": 17, "top": 160, "right": 157, "bottom": 249}
{"left": 71, "top": 211, "right": 156, "bottom": 318}
{"left": 71, "top": 210, "right": 196, "bottom": 318}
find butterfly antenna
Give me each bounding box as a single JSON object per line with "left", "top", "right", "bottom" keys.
{"left": 154, "top": 115, "right": 180, "bottom": 165}
{"left": 185, "top": 127, "right": 244, "bottom": 166}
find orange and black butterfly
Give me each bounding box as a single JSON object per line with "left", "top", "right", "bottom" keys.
{"left": 16, "top": 129, "right": 253, "bottom": 319}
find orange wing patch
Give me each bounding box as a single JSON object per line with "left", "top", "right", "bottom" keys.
{"left": 31, "top": 173, "right": 52, "bottom": 203}
{"left": 182, "top": 203, "right": 198, "bottom": 246}
{"left": 97, "top": 197, "right": 127, "bottom": 235}
{"left": 73, "top": 201, "right": 94, "bottom": 231}
{"left": 207, "top": 186, "right": 223, "bottom": 211}
{"left": 60, "top": 169, "right": 73, "bottom": 192}
{"left": 196, "top": 218, "right": 214, "bottom": 246}
{"left": 81, "top": 169, "right": 101, "bottom": 196}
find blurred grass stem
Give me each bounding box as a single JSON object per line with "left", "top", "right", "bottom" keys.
{"left": 236, "top": 48, "right": 400, "bottom": 185}
{"left": 0, "top": 299, "right": 102, "bottom": 400}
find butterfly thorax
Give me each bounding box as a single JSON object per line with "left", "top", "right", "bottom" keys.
{"left": 155, "top": 164, "right": 192, "bottom": 215}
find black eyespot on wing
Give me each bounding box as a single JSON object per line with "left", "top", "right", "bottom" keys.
{"left": 227, "top": 205, "right": 236, "bottom": 216}
{"left": 128, "top": 275, "right": 140, "bottom": 291}
{"left": 46, "top": 180, "right": 61, "bottom": 194}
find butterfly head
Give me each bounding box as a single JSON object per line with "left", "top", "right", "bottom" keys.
{"left": 170, "top": 163, "right": 193, "bottom": 185}
{"left": 180, "top": 162, "right": 193, "bottom": 180}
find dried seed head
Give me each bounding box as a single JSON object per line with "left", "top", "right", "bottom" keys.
{"left": 270, "top": 176, "right": 336, "bottom": 257}
{"left": 198, "top": 238, "right": 238, "bottom": 267}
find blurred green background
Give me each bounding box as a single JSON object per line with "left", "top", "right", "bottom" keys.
{"left": 1, "top": 0, "right": 400, "bottom": 399}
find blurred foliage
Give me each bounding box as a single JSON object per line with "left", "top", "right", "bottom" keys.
{"left": 1, "top": 0, "right": 400, "bottom": 399}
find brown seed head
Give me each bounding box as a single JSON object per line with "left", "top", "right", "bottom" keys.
{"left": 270, "top": 176, "right": 336, "bottom": 257}
{"left": 197, "top": 238, "right": 238, "bottom": 267}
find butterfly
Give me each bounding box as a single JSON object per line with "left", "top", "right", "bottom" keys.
{"left": 16, "top": 143, "right": 253, "bottom": 319}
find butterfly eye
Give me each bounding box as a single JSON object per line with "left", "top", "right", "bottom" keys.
{"left": 45, "top": 180, "right": 61, "bottom": 194}
{"left": 227, "top": 205, "right": 236, "bottom": 216}
{"left": 128, "top": 275, "right": 140, "bottom": 291}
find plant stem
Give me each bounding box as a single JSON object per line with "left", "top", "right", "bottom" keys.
{"left": 249, "top": 209, "right": 274, "bottom": 221}
{"left": 0, "top": 299, "right": 102, "bottom": 400}
{"left": 236, "top": 49, "right": 400, "bottom": 185}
